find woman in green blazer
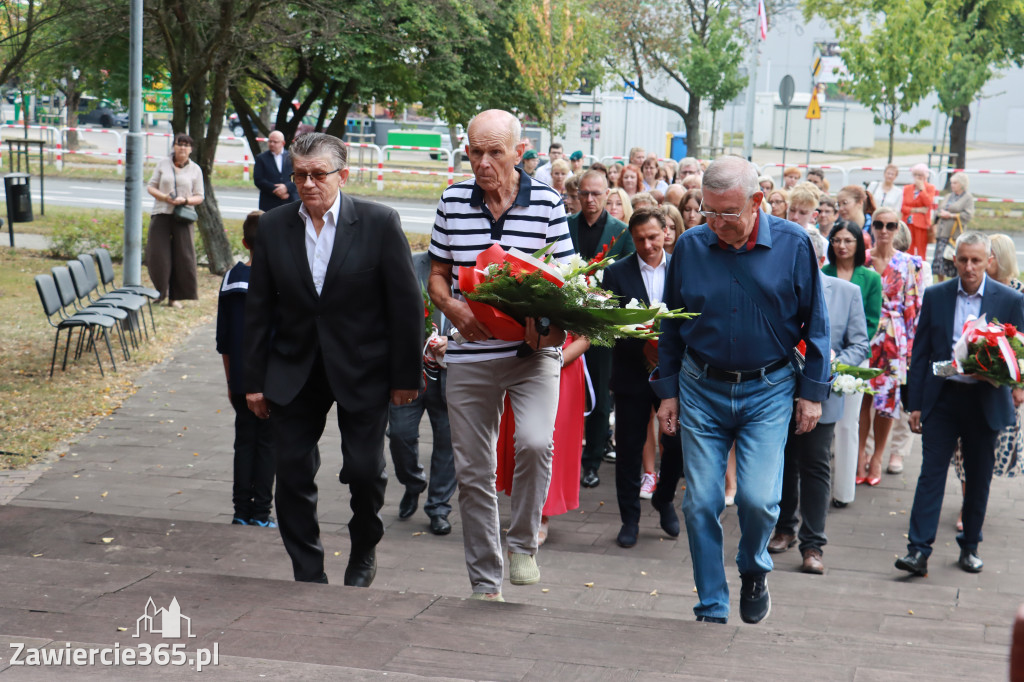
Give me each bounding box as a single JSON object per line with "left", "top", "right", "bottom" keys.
{"left": 822, "top": 223, "right": 883, "bottom": 507}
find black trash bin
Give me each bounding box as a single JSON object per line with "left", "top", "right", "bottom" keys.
{"left": 4, "top": 173, "right": 33, "bottom": 223}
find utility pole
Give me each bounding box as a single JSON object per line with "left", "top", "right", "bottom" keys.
{"left": 742, "top": 0, "right": 761, "bottom": 161}
{"left": 122, "top": 0, "right": 143, "bottom": 286}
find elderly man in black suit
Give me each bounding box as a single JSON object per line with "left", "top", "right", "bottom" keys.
{"left": 601, "top": 207, "right": 683, "bottom": 547}
{"left": 897, "top": 232, "right": 1024, "bottom": 577}
{"left": 253, "top": 130, "right": 298, "bottom": 210}
{"left": 567, "top": 169, "right": 635, "bottom": 489}
{"left": 244, "top": 132, "right": 423, "bottom": 586}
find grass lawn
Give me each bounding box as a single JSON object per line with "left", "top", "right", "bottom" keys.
{"left": 0, "top": 247, "right": 223, "bottom": 469}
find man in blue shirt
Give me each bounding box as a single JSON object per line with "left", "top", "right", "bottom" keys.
{"left": 653, "top": 156, "right": 831, "bottom": 625}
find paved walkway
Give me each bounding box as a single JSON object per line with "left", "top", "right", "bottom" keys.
{"left": 1, "top": 323, "right": 1023, "bottom": 679}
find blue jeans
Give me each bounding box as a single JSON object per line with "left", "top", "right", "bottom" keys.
{"left": 387, "top": 370, "right": 456, "bottom": 519}
{"left": 677, "top": 353, "right": 796, "bottom": 620}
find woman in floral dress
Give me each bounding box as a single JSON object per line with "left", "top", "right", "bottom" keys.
{"left": 857, "top": 207, "right": 925, "bottom": 484}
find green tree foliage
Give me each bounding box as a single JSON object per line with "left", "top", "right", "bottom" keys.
{"left": 806, "top": 0, "right": 952, "bottom": 162}
{"left": 593, "top": 0, "right": 747, "bottom": 157}
{"left": 505, "top": 0, "right": 592, "bottom": 139}
{"left": 144, "top": 0, "right": 282, "bottom": 275}
{"left": 933, "top": 0, "right": 1024, "bottom": 170}
{"left": 0, "top": 0, "right": 76, "bottom": 86}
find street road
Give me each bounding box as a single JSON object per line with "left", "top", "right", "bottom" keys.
{"left": 18, "top": 177, "right": 441, "bottom": 234}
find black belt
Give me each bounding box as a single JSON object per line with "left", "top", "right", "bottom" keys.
{"left": 687, "top": 350, "right": 790, "bottom": 384}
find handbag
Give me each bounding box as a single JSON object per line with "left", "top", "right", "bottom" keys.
{"left": 173, "top": 204, "right": 198, "bottom": 223}
{"left": 942, "top": 215, "right": 963, "bottom": 262}
{"left": 170, "top": 165, "right": 198, "bottom": 223}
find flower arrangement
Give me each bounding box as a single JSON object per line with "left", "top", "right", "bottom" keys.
{"left": 460, "top": 243, "right": 697, "bottom": 347}
{"left": 796, "top": 341, "right": 881, "bottom": 395}
{"left": 933, "top": 314, "right": 1024, "bottom": 388}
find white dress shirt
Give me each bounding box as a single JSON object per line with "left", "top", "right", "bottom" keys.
{"left": 273, "top": 152, "right": 284, "bottom": 174}
{"left": 639, "top": 250, "right": 668, "bottom": 304}
{"left": 299, "top": 192, "right": 341, "bottom": 295}
{"left": 949, "top": 273, "right": 986, "bottom": 383}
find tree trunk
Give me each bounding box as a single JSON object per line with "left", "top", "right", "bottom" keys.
{"left": 888, "top": 119, "right": 895, "bottom": 163}
{"left": 194, "top": 174, "right": 232, "bottom": 275}
{"left": 684, "top": 95, "right": 701, "bottom": 159}
{"left": 948, "top": 104, "right": 970, "bottom": 171}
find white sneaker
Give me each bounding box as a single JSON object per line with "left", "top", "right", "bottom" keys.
{"left": 639, "top": 472, "right": 657, "bottom": 500}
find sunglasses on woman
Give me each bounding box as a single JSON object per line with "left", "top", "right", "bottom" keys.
{"left": 872, "top": 220, "right": 899, "bottom": 231}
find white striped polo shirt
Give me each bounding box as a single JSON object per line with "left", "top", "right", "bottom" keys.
{"left": 429, "top": 168, "right": 575, "bottom": 363}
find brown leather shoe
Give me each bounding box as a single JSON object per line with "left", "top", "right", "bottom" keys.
{"left": 801, "top": 548, "right": 825, "bottom": 574}
{"left": 767, "top": 532, "right": 796, "bottom": 554}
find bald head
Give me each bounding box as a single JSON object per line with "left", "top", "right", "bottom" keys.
{"left": 664, "top": 184, "right": 684, "bottom": 208}
{"left": 268, "top": 129, "right": 285, "bottom": 154}
{"left": 467, "top": 109, "right": 521, "bottom": 150}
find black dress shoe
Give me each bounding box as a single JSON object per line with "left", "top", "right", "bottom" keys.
{"left": 429, "top": 514, "right": 452, "bottom": 535}
{"left": 895, "top": 551, "right": 928, "bottom": 577}
{"left": 651, "top": 496, "right": 680, "bottom": 537}
{"left": 581, "top": 469, "right": 600, "bottom": 488}
{"left": 958, "top": 548, "right": 983, "bottom": 573}
{"left": 344, "top": 547, "right": 377, "bottom": 587}
{"left": 616, "top": 523, "right": 639, "bottom": 548}
{"left": 398, "top": 489, "right": 419, "bottom": 519}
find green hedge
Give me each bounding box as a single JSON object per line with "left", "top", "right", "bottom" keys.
{"left": 46, "top": 211, "right": 246, "bottom": 263}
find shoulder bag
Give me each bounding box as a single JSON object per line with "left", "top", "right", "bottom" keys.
{"left": 171, "top": 165, "right": 199, "bottom": 223}
{"left": 942, "top": 215, "right": 963, "bottom": 262}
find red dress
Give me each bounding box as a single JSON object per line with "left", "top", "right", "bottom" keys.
{"left": 495, "top": 336, "right": 584, "bottom": 516}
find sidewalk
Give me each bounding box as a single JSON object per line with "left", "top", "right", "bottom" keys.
{"left": 0, "top": 322, "right": 1022, "bottom": 679}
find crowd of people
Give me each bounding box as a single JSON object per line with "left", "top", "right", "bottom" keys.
{"left": 212, "top": 113, "right": 1022, "bottom": 625}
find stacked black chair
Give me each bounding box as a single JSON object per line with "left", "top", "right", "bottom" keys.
{"left": 52, "top": 266, "right": 133, "bottom": 360}
{"left": 67, "top": 258, "right": 147, "bottom": 349}
{"left": 35, "top": 274, "right": 118, "bottom": 377}
{"left": 92, "top": 248, "right": 159, "bottom": 337}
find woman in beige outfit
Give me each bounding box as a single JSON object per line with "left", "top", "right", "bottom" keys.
{"left": 146, "top": 133, "right": 205, "bottom": 307}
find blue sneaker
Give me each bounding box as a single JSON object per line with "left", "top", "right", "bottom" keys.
{"left": 251, "top": 517, "right": 277, "bottom": 528}
{"left": 231, "top": 517, "right": 250, "bottom": 525}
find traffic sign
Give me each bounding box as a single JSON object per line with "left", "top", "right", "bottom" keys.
{"left": 779, "top": 75, "right": 795, "bottom": 107}
{"left": 806, "top": 92, "right": 821, "bottom": 120}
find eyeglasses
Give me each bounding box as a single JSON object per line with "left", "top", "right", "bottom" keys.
{"left": 291, "top": 169, "right": 342, "bottom": 184}
{"left": 871, "top": 220, "right": 899, "bottom": 231}
{"left": 830, "top": 238, "right": 857, "bottom": 246}
{"left": 699, "top": 198, "right": 748, "bottom": 223}
{"left": 578, "top": 190, "right": 606, "bottom": 198}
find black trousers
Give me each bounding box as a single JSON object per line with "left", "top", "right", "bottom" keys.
{"left": 229, "top": 392, "right": 275, "bottom": 522}
{"left": 582, "top": 346, "right": 612, "bottom": 472}
{"left": 269, "top": 353, "right": 388, "bottom": 582}
{"left": 614, "top": 386, "right": 683, "bottom": 526}
{"left": 908, "top": 382, "right": 998, "bottom": 556}
{"left": 777, "top": 416, "right": 835, "bottom": 553}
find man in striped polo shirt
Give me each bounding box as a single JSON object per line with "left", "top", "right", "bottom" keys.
{"left": 428, "top": 109, "right": 575, "bottom": 602}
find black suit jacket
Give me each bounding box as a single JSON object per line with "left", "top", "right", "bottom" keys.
{"left": 253, "top": 150, "right": 298, "bottom": 211}
{"left": 243, "top": 193, "right": 423, "bottom": 410}
{"left": 602, "top": 252, "right": 667, "bottom": 395}
{"left": 907, "top": 276, "right": 1024, "bottom": 431}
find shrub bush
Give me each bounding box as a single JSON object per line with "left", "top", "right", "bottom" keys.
{"left": 47, "top": 211, "right": 126, "bottom": 260}
{"left": 47, "top": 212, "right": 246, "bottom": 265}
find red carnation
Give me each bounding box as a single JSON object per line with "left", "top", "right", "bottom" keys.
{"left": 1005, "top": 323, "right": 1018, "bottom": 337}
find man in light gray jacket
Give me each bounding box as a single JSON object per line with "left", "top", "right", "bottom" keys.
{"left": 767, "top": 273, "right": 870, "bottom": 574}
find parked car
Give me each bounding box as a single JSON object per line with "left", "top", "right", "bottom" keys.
{"left": 77, "top": 97, "right": 120, "bottom": 128}
{"left": 429, "top": 125, "right": 465, "bottom": 161}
